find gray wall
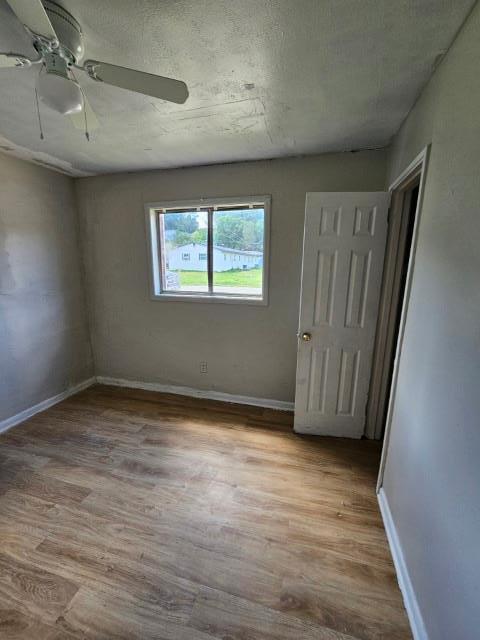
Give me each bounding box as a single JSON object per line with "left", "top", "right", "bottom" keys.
{"left": 382, "top": 5, "right": 480, "bottom": 639}
{"left": 76, "top": 151, "right": 386, "bottom": 402}
{"left": 0, "top": 154, "right": 93, "bottom": 422}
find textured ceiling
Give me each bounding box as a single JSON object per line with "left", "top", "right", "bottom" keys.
{"left": 0, "top": 0, "right": 474, "bottom": 175}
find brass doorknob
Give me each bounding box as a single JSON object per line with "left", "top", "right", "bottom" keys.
{"left": 301, "top": 332, "right": 312, "bottom": 342}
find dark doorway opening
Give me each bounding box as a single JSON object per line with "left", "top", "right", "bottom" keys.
{"left": 366, "top": 174, "right": 421, "bottom": 440}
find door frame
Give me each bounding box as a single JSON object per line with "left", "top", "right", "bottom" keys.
{"left": 366, "top": 168, "right": 421, "bottom": 440}
{"left": 376, "top": 146, "right": 430, "bottom": 491}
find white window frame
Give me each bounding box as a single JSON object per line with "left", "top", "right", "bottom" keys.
{"left": 145, "top": 195, "right": 271, "bottom": 305}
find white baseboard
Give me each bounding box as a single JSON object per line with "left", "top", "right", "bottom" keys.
{"left": 0, "top": 375, "right": 292, "bottom": 435}
{"left": 0, "top": 377, "right": 96, "bottom": 435}
{"left": 96, "top": 376, "right": 294, "bottom": 412}
{"left": 378, "top": 488, "right": 428, "bottom": 640}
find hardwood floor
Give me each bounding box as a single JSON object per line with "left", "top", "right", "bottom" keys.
{"left": 0, "top": 385, "right": 411, "bottom": 639}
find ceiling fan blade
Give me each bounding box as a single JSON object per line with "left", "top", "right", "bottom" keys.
{"left": 83, "top": 60, "right": 189, "bottom": 104}
{"left": 69, "top": 92, "right": 100, "bottom": 131}
{"left": 0, "top": 53, "right": 31, "bottom": 68}
{"left": 5, "top": 0, "right": 58, "bottom": 42}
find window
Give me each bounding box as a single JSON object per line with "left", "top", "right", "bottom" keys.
{"left": 145, "top": 196, "right": 270, "bottom": 304}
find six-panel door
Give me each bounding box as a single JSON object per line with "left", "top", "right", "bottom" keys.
{"left": 294, "top": 192, "right": 390, "bottom": 437}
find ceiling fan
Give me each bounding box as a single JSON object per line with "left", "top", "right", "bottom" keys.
{"left": 0, "top": 0, "right": 189, "bottom": 137}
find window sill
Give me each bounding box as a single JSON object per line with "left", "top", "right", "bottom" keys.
{"left": 150, "top": 292, "right": 268, "bottom": 306}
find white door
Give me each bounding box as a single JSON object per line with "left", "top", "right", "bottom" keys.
{"left": 294, "top": 192, "right": 390, "bottom": 437}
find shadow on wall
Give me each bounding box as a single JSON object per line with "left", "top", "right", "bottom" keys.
{"left": 0, "top": 215, "right": 19, "bottom": 416}
{"left": 0, "top": 213, "right": 81, "bottom": 421}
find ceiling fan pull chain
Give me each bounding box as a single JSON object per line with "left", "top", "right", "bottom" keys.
{"left": 83, "top": 101, "right": 90, "bottom": 142}
{"left": 71, "top": 68, "right": 90, "bottom": 141}
{"left": 80, "top": 85, "right": 90, "bottom": 141}
{"left": 34, "top": 86, "right": 44, "bottom": 140}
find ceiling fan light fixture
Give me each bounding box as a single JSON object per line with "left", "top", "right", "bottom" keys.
{"left": 37, "top": 71, "right": 83, "bottom": 115}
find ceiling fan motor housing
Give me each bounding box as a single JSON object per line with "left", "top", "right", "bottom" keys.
{"left": 43, "top": 0, "right": 84, "bottom": 63}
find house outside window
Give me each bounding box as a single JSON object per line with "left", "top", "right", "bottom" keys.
{"left": 145, "top": 196, "right": 270, "bottom": 304}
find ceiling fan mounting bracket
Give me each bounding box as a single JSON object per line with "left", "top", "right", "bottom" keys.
{"left": 28, "top": 30, "right": 59, "bottom": 53}
{"left": 14, "top": 55, "right": 31, "bottom": 67}
{"left": 83, "top": 61, "right": 102, "bottom": 82}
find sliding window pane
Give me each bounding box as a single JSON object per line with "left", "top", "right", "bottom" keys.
{"left": 160, "top": 210, "right": 208, "bottom": 293}
{"left": 212, "top": 208, "right": 264, "bottom": 297}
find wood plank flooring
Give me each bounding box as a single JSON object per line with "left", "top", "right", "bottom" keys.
{"left": 0, "top": 385, "right": 412, "bottom": 639}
